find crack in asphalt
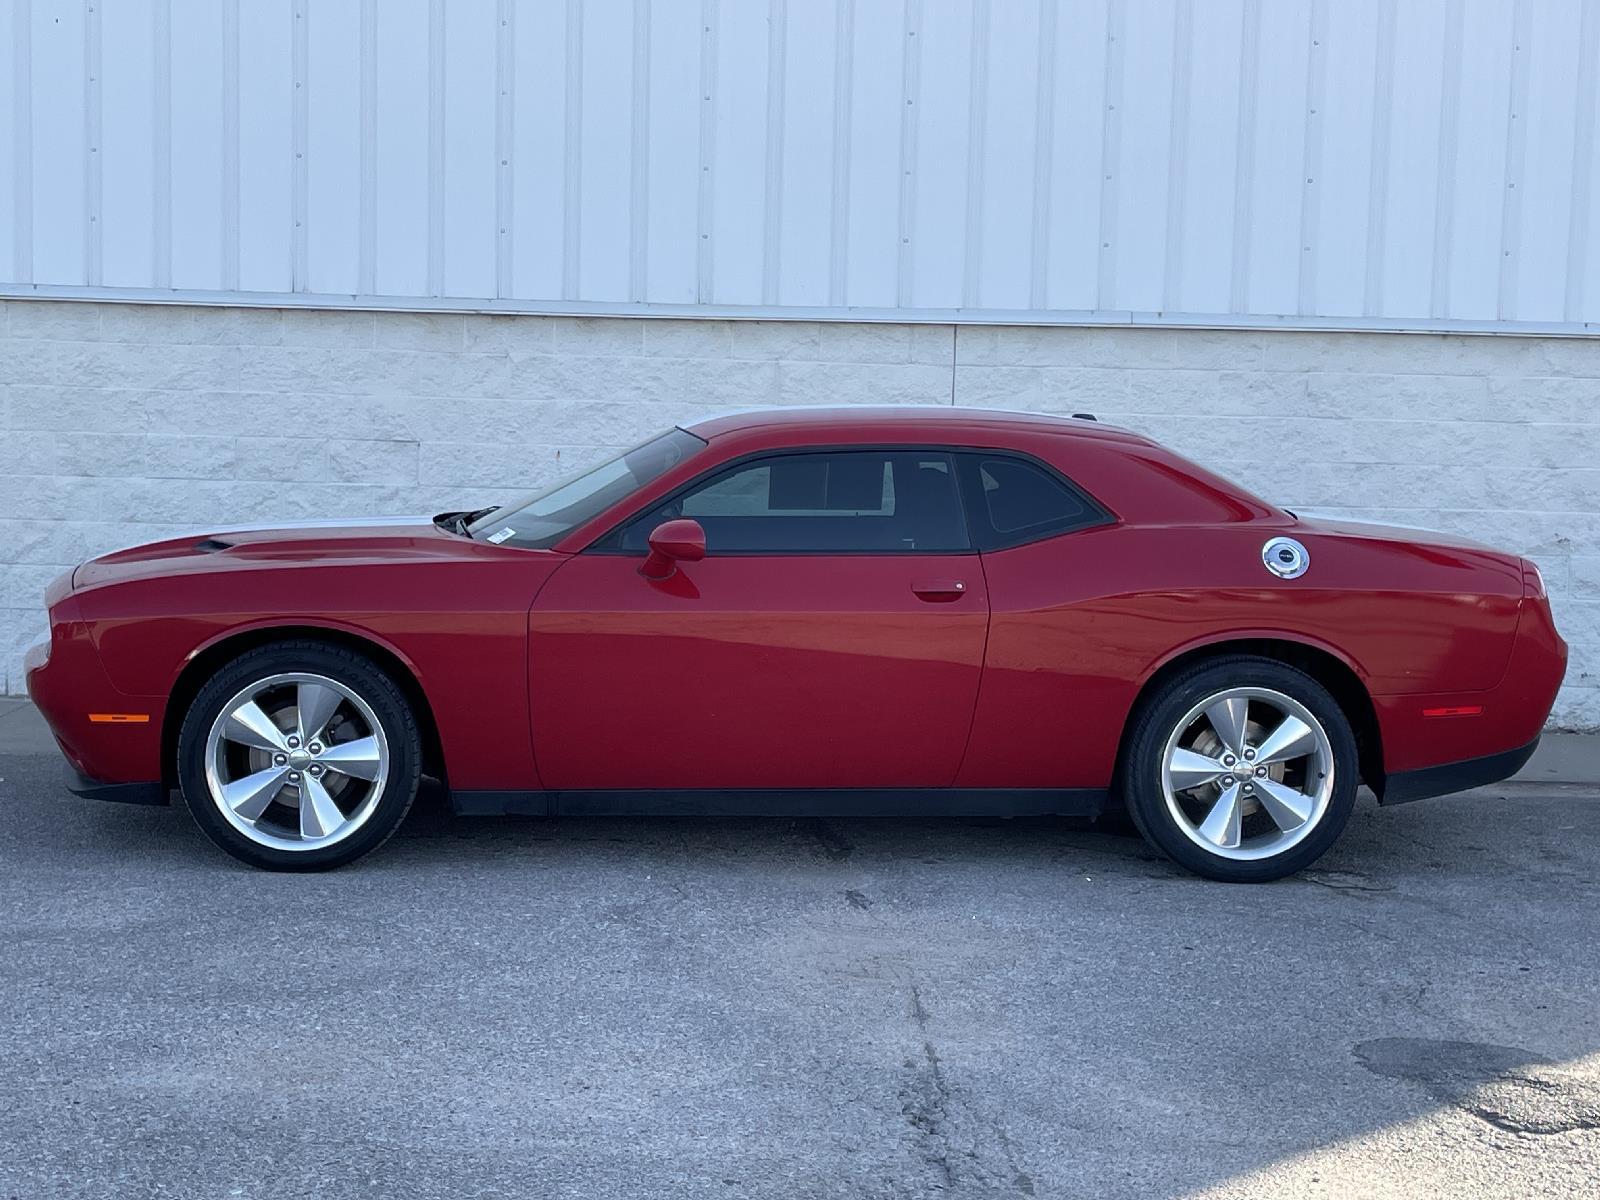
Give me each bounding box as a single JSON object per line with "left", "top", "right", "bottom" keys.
{"left": 898, "top": 984, "right": 1036, "bottom": 1196}
{"left": 901, "top": 984, "right": 957, "bottom": 1191}
{"left": 802, "top": 818, "right": 854, "bottom": 862}
{"left": 1298, "top": 869, "right": 1395, "bottom": 894}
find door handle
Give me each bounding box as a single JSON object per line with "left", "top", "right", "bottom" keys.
{"left": 912, "top": 580, "right": 967, "bottom": 602}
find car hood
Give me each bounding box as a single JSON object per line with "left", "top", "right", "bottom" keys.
{"left": 70, "top": 517, "right": 501, "bottom": 590}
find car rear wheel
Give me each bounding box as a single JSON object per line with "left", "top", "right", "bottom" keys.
{"left": 176, "top": 641, "right": 422, "bottom": 871}
{"left": 1121, "top": 656, "right": 1358, "bottom": 882}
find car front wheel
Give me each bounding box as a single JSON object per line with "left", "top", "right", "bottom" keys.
{"left": 1121, "top": 656, "right": 1358, "bottom": 882}
{"left": 176, "top": 640, "right": 422, "bottom": 871}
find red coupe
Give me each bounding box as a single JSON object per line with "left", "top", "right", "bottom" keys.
{"left": 26, "top": 407, "right": 1565, "bottom": 880}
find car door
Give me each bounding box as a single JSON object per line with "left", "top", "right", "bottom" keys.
{"left": 528, "top": 448, "right": 990, "bottom": 791}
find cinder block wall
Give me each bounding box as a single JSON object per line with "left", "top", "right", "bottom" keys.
{"left": 2, "top": 299, "right": 1596, "bottom": 727}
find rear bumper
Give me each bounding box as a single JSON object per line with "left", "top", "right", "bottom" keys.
{"left": 1374, "top": 586, "right": 1565, "bottom": 787}
{"left": 1380, "top": 736, "right": 1539, "bottom": 805}
{"left": 64, "top": 763, "right": 168, "bottom": 806}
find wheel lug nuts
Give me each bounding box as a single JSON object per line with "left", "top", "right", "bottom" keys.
{"left": 309, "top": 743, "right": 322, "bottom": 754}
{"left": 1223, "top": 755, "right": 1235, "bottom": 766}
{"left": 1255, "top": 766, "right": 1267, "bottom": 777}
{"left": 273, "top": 754, "right": 287, "bottom": 765}
{"left": 1243, "top": 783, "right": 1254, "bottom": 794}
{"left": 288, "top": 770, "right": 301, "bottom": 782}
{"left": 1244, "top": 749, "right": 1256, "bottom": 761}
{"left": 287, "top": 736, "right": 300, "bottom": 749}
{"left": 309, "top": 765, "right": 323, "bottom": 777}
{"left": 1222, "top": 775, "right": 1235, "bottom": 787}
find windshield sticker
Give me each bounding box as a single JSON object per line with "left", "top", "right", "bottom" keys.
{"left": 486, "top": 527, "right": 517, "bottom": 544}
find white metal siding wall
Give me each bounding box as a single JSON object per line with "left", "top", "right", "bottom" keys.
{"left": 3, "top": 0, "right": 1599, "bottom": 331}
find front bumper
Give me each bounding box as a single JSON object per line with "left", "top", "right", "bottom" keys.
{"left": 1380, "top": 736, "right": 1540, "bottom": 805}
{"left": 26, "top": 593, "right": 167, "bottom": 799}
{"left": 64, "top": 763, "right": 168, "bottom": 806}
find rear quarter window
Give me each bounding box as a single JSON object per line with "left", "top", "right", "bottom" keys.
{"left": 957, "top": 453, "right": 1111, "bottom": 550}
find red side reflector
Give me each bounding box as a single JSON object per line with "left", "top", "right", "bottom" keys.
{"left": 87, "top": 713, "right": 150, "bottom": 724}
{"left": 1421, "top": 705, "right": 1484, "bottom": 718}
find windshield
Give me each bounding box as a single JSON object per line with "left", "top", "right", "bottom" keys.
{"left": 467, "top": 427, "right": 705, "bottom": 549}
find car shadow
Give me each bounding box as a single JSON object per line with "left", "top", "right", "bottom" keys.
{"left": 392, "top": 776, "right": 1181, "bottom": 874}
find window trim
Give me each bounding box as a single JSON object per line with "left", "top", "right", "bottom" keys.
{"left": 584, "top": 442, "right": 1114, "bottom": 557}
{"left": 954, "top": 450, "right": 1115, "bottom": 550}
{"left": 588, "top": 445, "right": 971, "bottom": 556}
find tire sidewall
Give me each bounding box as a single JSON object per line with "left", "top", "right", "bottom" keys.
{"left": 1123, "top": 657, "right": 1359, "bottom": 883}
{"left": 176, "top": 642, "right": 422, "bottom": 871}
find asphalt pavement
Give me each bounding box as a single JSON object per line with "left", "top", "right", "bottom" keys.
{"left": 2, "top": 698, "right": 1598, "bottom": 1198}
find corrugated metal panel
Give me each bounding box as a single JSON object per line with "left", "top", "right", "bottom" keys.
{"left": 4, "top": 0, "right": 1599, "bottom": 331}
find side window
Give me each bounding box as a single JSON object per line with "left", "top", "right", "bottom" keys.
{"left": 619, "top": 450, "right": 969, "bottom": 553}
{"left": 959, "top": 454, "right": 1109, "bottom": 549}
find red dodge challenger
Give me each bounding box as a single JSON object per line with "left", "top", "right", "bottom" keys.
{"left": 26, "top": 406, "right": 1565, "bottom": 881}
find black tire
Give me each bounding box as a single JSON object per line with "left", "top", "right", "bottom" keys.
{"left": 1120, "top": 655, "right": 1358, "bottom": 883}
{"left": 176, "top": 640, "right": 423, "bottom": 871}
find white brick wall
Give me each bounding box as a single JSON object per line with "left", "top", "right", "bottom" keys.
{"left": 2, "top": 300, "right": 1596, "bottom": 728}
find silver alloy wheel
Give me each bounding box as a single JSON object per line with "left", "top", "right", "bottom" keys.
{"left": 1159, "top": 686, "right": 1335, "bottom": 862}
{"left": 203, "top": 672, "right": 390, "bottom": 852}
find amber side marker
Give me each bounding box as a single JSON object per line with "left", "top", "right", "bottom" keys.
{"left": 87, "top": 713, "right": 150, "bottom": 724}
{"left": 1421, "top": 705, "right": 1484, "bottom": 718}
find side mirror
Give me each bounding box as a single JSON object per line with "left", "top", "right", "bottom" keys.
{"left": 639, "top": 518, "right": 706, "bottom": 580}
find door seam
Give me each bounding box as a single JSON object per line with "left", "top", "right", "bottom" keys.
{"left": 522, "top": 552, "right": 576, "bottom": 792}
{"left": 948, "top": 548, "right": 993, "bottom": 787}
